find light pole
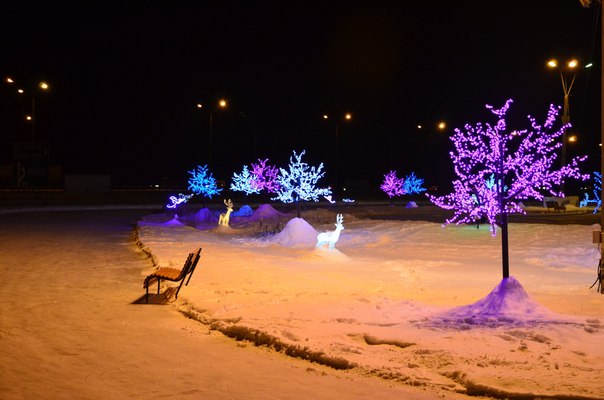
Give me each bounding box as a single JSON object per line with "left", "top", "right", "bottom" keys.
{"left": 196, "top": 98, "right": 227, "bottom": 168}
{"left": 580, "top": 0, "right": 603, "bottom": 293}
{"left": 421, "top": 121, "right": 446, "bottom": 185}
{"left": 546, "top": 58, "right": 579, "bottom": 181}
{"left": 323, "top": 112, "right": 352, "bottom": 193}
{"left": 5, "top": 77, "right": 49, "bottom": 140}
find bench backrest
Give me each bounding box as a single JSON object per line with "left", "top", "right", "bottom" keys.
{"left": 184, "top": 247, "right": 202, "bottom": 285}
{"left": 173, "top": 252, "right": 193, "bottom": 278}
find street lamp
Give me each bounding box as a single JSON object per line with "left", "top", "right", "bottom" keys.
{"left": 196, "top": 98, "right": 227, "bottom": 168}
{"left": 546, "top": 58, "right": 579, "bottom": 175}
{"left": 5, "top": 76, "right": 50, "bottom": 140}
{"left": 323, "top": 112, "right": 352, "bottom": 193}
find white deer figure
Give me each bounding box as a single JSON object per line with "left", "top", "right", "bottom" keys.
{"left": 316, "top": 213, "right": 344, "bottom": 249}
{"left": 218, "top": 199, "right": 234, "bottom": 226}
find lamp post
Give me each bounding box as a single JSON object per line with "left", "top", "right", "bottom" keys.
{"left": 580, "top": 0, "right": 603, "bottom": 293}
{"left": 546, "top": 58, "right": 579, "bottom": 185}
{"left": 196, "top": 98, "right": 227, "bottom": 168}
{"left": 5, "top": 77, "right": 49, "bottom": 140}
{"left": 323, "top": 112, "right": 352, "bottom": 193}
{"left": 422, "top": 121, "right": 446, "bottom": 185}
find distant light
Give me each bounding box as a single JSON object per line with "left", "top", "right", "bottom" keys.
{"left": 5, "top": 77, "right": 14, "bottom": 84}
{"left": 218, "top": 99, "right": 227, "bottom": 108}
{"left": 417, "top": 124, "right": 422, "bottom": 129}
{"left": 25, "top": 115, "right": 32, "bottom": 121}
{"left": 438, "top": 121, "right": 446, "bottom": 130}
{"left": 344, "top": 113, "right": 352, "bottom": 120}
{"left": 323, "top": 114, "right": 328, "bottom": 119}
{"left": 568, "top": 135, "right": 577, "bottom": 143}
{"left": 585, "top": 63, "right": 593, "bottom": 68}
{"left": 39, "top": 82, "right": 49, "bottom": 90}
{"left": 17, "top": 89, "right": 24, "bottom": 94}
{"left": 196, "top": 103, "right": 203, "bottom": 108}
{"left": 547, "top": 59, "right": 558, "bottom": 68}
{"left": 567, "top": 59, "right": 578, "bottom": 69}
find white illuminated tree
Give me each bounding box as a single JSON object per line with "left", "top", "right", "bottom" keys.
{"left": 230, "top": 165, "right": 260, "bottom": 196}
{"left": 273, "top": 150, "right": 331, "bottom": 218}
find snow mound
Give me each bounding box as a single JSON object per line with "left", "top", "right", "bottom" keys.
{"left": 430, "top": 276, "right": 561, "bottom": 329}
{"left": 191, "top": 207, "right": 217, "bottom": 224}
{"left": 161, "top": 215, "right": 185, "bottom": 226}
{"left": 232, "top": 204, "right": 254, "bottom": 217}
{"left": 270, "top": 217, "right": 319, "bottom": 247}
{"left": 250, "top": 204, "right": 284, "bottom": 220}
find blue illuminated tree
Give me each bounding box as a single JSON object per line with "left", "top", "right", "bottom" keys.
{"left": 402, "top": 172, "right": 427, "bottom": 195}
{"left": 579, "top": 171, "right": 601, "bottom": 213}
{"left": 187, "top": 165, "right": 222, "bottom": 205}
{"left": 230, "top": 165, "right": 260, "bottom": 196}
{"left": 273, "top": 150, "right": 331, "bottom": 218}
{"left": 428, "top": 99, "right": 588, "bottom": 279}
{"left": 381, "top": 171, "right": 426, "bottom": 206}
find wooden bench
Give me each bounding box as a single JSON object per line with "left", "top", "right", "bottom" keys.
{"left": 143, "top": 247, "right": 201, "bottom": 303}
{"left": 545, "top": 201, "right": 566, "bottom": 213}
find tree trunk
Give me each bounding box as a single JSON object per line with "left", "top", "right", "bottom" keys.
{"left": 497, "top": 132, "right": 510, "bottom": 279}
{"left": 500, "top": 210, "right": 510, "bottom": 279}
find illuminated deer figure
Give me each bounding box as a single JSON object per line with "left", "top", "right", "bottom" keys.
{"left": 218, "top": 199, "right": 234, "bottom": 226}
{"left": 316, "top": 213, "right": 344, "bottom": 249}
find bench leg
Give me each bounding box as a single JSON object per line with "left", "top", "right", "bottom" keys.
{"left": 145, "top": 286, "right": 149, "bottom": 303}
{"left": 157, "top": 278, "right": 161, "bottom": 294}
{"left": 175, "top": 277, "right": 187, "bottom": 299}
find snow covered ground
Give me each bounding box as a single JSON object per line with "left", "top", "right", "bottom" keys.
{"left": 135, "top": 203, "right": 604, "bottom": 399}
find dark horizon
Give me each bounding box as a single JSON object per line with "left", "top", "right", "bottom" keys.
{"left": 0, "top": 1, "right": 601, "bottom": 194}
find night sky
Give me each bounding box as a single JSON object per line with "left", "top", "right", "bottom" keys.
{"left": 0, "top": 1, "right": 601, "bottom": 193}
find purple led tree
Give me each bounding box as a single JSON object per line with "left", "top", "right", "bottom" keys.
{"left": 187, "top": 164, "right": 222, "bottom": 206}
{"left": 381, "top": 170, "right": 404, "bottom": 205}
{"left": 230, "top": 158, "right": 280, "bottom": 198}
{"left": 428, "top": 99, "right": 588, "bottom": 279}
{"left": 250, "top": 158, "right": 280, "bottom": 194}
{"left": 381, "top": 171, "right": 426, "bottom": 205}
{"left": 273, "top": 150, "right": 331, "bottom": 218}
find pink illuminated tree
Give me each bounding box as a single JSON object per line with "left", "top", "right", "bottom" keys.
{"left": 381, "top": 171, "right": 426, "bottom": 206}
{"left": 428, "top": 99, "right": 588, "bottom": 278}
{"left": 230, "top": 159, "right": 280, "bottom": 197}
{"left": 250, "top": 158, "right": 280, "bottom": 194}
{"left": 380, "top": 170, "right": 404, "bottom": 205}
